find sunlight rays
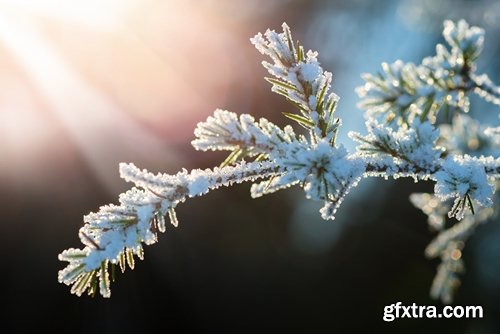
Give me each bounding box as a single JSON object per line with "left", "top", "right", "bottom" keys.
{"left": 0, "top": 8, "right": 180, "bottom": 190}
{"left": 0, "top": 0, "right": 136, "bottom": 31}
{"left": 0, "top": 0, "right": 253, "bottom": 192}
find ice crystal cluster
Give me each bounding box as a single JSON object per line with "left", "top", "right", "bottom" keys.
{"left": 59, "top": 20, "right": 499, "bottom": 302}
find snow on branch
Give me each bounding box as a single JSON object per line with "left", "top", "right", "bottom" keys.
{"left": 59, "top": 161, "right": 279, "bottom": 297}
{"left": 350, "top": 119, "right": 443, "bottom": 176}
{"left": 251, "top": 23, "right": 341, "bottom": 142}
{"left": 59, "top": 20, "right": 499, "bottom": 302}
{"left": 356, "top": 20, "right": 500, "bottom": 125}
{"left": 434, "top": 156, "right": 496, "bottom": 220}
{"left": 191, "top": 109, "right": 299, "bottom": 165}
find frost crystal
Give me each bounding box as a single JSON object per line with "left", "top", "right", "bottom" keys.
{"left": 434, "top": 156, "right": 495, "bottom": 220}
{"left": 59, "top": 21, "right": 499, "bottom": 302}
{"left": 350, "top": 119, "right": 442, "bottom": 178}
{"left": 356, "top": 20, "right": 499, "bottom": 125}
{"left": 275, "top": 139, "right": 365, "bottom": 220}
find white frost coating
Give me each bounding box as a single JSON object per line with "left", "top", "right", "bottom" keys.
{"left": 59, "top": 20, "right": 499, "bottom": 301}
{"left": 191, "top": 109, "right": 296, "bottom": 155}
{"left": 319, "top": 201, "right": 337, "bottom": 220}
{"left": 250, "top": 176, "right": 299, "bottom": 198}
{"left": 120, "top": 161, "right": 280, "bottom": 202}
{"left": 472, "top": 73, "right": 500, "bottom": 105}
{"left": 59, "top": 159, "right": 280, "bottom": 297}
{"left": 443, "top": 20, "right": 484, "bottom": 54}
{"left": 83, "top": 249, "right": 106, "bottom": 271}
{"left": 277, "top": 139, "right": 365, "bottom": 219}
{"left": 298, "top": 62, "right": 322, "bottom": 82}
{"left": 80, "top": 203, "right": 155, "bottom": 272}
{"left": 136, "top": 204, "right": 156, "bottom": 245}
{"left": 250, "top": 23, "right": 323, "bottom": 88}
{"left": 350, "top": 118, "right": 442, "bottom": 175}
{"left": 356, "top": 20, "right": 491, "bottom": 123}
{"left": 434, "top": 156, "right": 495, "bottom": 219}
{"left": 188, "top": 176, "right": 210, "bottom": 197}
{"left": 404, "top": 120, "right": 442, "bottom": 169}
{"left": 250, "top": 22, "right": 340, "bottom": 142}
{"left": 136, "top": 204, "right": 155, "bottom": 224}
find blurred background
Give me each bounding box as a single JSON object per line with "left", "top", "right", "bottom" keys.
{"left": 1, "top": 0, "right": 499, "bottom": 332}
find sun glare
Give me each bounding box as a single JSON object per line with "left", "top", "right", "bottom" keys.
{"left": 0, "top": 0, "right": 249, "bottom": 189}
{"left": 0, "top": 0, "right": 135, "bottom": 31}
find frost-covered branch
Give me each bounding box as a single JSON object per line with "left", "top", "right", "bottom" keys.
{"left": 59, "top": 20, "right": 499, "bottom": 302}
{"left": 59, "top": 161, "right": 279, "bottom": 297}
{"left": 356, "top": 20, "right": 500, "bottom": 125}
{"left": 191, "top": 109, "right": 299, "bottom": 166}
{"left": 251, "top": 23, "right": 341, "bottom": 142}
{"left": 353, "top": 20, "right": 499, "bottom": 303}
{"left": 350, "top": 119, "right": 443, "bottom": 175}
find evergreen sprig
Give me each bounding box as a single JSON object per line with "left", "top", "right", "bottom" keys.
{"left": 356, "top": 20, "right": 500, "bottom": 125}
{"left": 59, "top": 21, "right": 499, "bottom": 303}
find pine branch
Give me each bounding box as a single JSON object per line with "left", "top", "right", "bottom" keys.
{"left": 250, "top": 23, "right": 340, "bottom": 143}
{"left": 59, "top": 161, "right": 280, "bottom": 297}
{"left": 356, "top": 20, "right": 499, "bottom": 125}
{"left": 59, "top": 20, "right": 499, "bottom": 303}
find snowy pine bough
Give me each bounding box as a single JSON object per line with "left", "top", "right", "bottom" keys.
{"left": 59, "top": 20, "right": 499, "bottom": 303}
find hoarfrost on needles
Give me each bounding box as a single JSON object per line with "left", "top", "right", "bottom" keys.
{"left": 59, "top": 20, "right": 500, "bottom": 302}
